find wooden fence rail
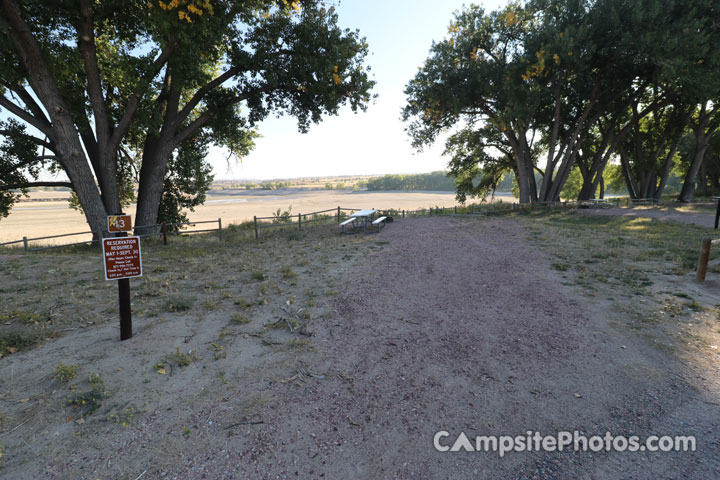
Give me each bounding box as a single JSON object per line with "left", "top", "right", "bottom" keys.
{"left": 2, "top": 199, "right": 607, "bottom": 249}
{"left": 3, "top": 218, "right": 223, "bottom": 252}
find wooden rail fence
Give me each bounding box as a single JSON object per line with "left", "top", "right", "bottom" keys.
{"left": 1, "top": 200, "right": 606, "bottom": 250}
{"left": 0, "top": 218, "right": 222, "bottom": 251}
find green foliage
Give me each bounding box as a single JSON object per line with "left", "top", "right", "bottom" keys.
{"left": 157, "top": 134, "right": 215, "bottom": 229}
{"left": 164, "top": 295, "right": 195, "bottom": 312}
{"left": 64, "top": 374, "right": 105, "bottom": 417}
{"left": 0, "top": 0, "right": 375, "bottom": 232}
{"left": 403, "top": 0, "right": 720, "bottom": 203}
{"left": 365, "top": 171, "right": 455, "bottom": 192}
{"left": 260, "top": 181, "right": 291, "bottom": 190}
{"left": 272, "top": 205, "right": 293, "bottom": 223}
{"left": 55, "top": 363, "right": 79, "bottom": 383}
{"left": 0, "top": 119, "right": 49, "bottom": 218}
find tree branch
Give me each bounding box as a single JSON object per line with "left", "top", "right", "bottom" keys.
{"left": 0, "top": 129, "right": 54, "bottom": 150}
{"left": 108, "top": 40, "right": 178, "bottom": 153}
{"left": 176, "top": 64, "right": 244, "bottom": 125}
{"left": 77, "top": 0, "right": 110, "bottom": 147}
{"left": 0, "top": 80, "right": 51, "bottom": 127}
{"left": 0, "top": 94, "right": 53, "bottom": 137}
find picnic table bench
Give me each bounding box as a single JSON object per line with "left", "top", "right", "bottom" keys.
{"left": 339, "top": 209, "right": 389, "bottom": 234}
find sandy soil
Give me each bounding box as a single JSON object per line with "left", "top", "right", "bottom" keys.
{"left": 1, "top": 215, "right": 718, "bottom": 479}
{"left": 0, "top": 189, "right": 514, "bottom": 245}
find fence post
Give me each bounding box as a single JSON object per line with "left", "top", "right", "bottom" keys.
{"left": 22, "top": 236, "right": 28, "bottom": 252}
{"left": 298, "top": 213, "right": 302, "bottom": 230}
{"left": 337, "top": 206, "right": 341, "bottom": 222}
{"left": 254, "top": 216, "right": 258, "bottom": 239}
{"left": 218, "top": 218, "right": 223, "bottom": 241}
{"left": 162, "top": 222, "right": 168, "bottom": 245}
{"left": 402, "top": 210, "right": 405, "bottom": 219}
{"left": 697, "top": 237, "right": 712, "bottom": 283}
{"left": 454, "top": 206, "right": 457, "bottom": 214}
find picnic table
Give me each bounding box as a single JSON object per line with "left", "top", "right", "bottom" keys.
{"left": 339, "top": 209, "right": 388, "bottom": 234}
{"left": 351, "top": 209, "right": 377, "bottom": 229}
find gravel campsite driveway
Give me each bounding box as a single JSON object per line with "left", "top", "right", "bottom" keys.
{"left": 168, "top": 216, "right": 720, "bottom": 479}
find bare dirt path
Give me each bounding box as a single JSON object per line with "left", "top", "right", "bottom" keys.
{"left": 164, "top": 217, "right": 720, "bottom": 479}
{"left": 580, "top": 204, "right": 717, "bottom": 228}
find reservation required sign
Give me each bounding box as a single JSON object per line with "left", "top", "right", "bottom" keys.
{"left": 103, "top": 236, "right": 143, "bottom": 281}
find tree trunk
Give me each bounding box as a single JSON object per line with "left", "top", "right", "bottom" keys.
{"left": 655, "top": 135, "right": 683, "bottom": 200}
{"left": 678, "top": 128, "right": 710, "bottom": 202}
{"left": 134, "top": 138, "right": 170, "bottom": 234}
{"left": 58, "top": 148, "right": 108, "bottom": 236}
{"left": 1, "top": 0, "right": 108, "bottom": 234}
{"left": 619, "top": 146, "right": 638, "bottom": 199}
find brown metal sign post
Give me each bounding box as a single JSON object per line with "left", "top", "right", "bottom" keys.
{"left": 102, "top": 215, "right": 142, "bottom": 340}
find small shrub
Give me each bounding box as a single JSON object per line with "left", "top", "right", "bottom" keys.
{"left": 64, "top": 373, "right": 105, "bottom": 416}
{"left": 165, "top": 295, "right": 194, "bottom": 312}
{"left": 202, "top": 299, "right": 219, "bottom": 311}
{"left": 251, "top": 271, "right": 266, "bottom": 281}
{"left": 234, "top": 298, "right": 252, "bottom": 310}
{"left": 0, "top": 329, "right": 44, "bottom": 357}
{"left": 281, "top": 266, "right": 297, "bottom": 279}
{"left": 55, "top": 363, "right": 79, "bottom": 383}
{"left": 161, "top": 347, "right": 195, "bottom": 369}
{"left": 231, "top": 313, "right": 250, "bottom": 325}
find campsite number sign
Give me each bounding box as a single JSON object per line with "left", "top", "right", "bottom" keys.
{"left": 108, "top": 214, "right": 132, "bottom": 233}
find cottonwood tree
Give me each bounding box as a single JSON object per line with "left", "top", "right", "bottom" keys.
{"left": 0, "top": 0, "right": 374, "bottom": 233}
{"left": 403, "top": 3, "right": 541, "bottom": 203}
{"left": 405, "top": 0, "right": 718, "bottom": 203}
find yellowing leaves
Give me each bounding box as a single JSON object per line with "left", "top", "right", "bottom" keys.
{"left": 504, "top": 10, "right": 517, "bottom": 26}
{"left": 152, "top": 0, "right": 214, "bottom": 23}
{"left": 331, "top": 65, "right": 342, "bottom": 85}
{"left": 524, "top": 49, "right": 556, "bottom": 79}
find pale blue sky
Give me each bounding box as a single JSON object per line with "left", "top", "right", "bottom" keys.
{"left": 213, "top": 0, "right": 506, "bottom": 180}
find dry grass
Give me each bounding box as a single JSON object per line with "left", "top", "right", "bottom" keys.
{"left": 516, "top": 209, "right": 720, "bottom": 368}
{"left": 0, "top": 218, "right": 391, "bottom": 477}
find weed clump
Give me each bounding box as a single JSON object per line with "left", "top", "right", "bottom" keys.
{"left": 55, "top": 363, "right": 79, "bottom": 382}
{"left": 165, "top": 295, "right": 194, "bottom": 312}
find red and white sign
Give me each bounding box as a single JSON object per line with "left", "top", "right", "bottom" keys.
{"left": 108, "top": 215, "right": 132, "bottom": 233}
{"left": 103, "top": 236, "right": 142, "bottom": 280}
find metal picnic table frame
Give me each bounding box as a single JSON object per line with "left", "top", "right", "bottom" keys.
{"left": 349, "top": 209, "right": 377, "bottom": 232}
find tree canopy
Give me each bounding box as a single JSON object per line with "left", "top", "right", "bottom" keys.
{"left": 0, "top": 0, "right": 375, "bottom": 231}
{"left": 403, "top": 0, "right": 720, "bottom": 203}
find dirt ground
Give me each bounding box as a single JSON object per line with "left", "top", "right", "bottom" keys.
{"left": 1, "top": 213, "right": 719, "bottom": 479}
{"left": 580, "top": 203, "right": 717, "bottom": 228}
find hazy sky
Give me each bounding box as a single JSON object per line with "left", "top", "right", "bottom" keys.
{"left": 214, "top": 0, "right": 506, "bottom": 180}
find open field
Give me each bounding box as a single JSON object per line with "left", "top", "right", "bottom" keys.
{"left": 1, "top": 209, "right": 719, "bottom": 478}
{"left": 0, "top": 189, "right": 518, "bottom": 245}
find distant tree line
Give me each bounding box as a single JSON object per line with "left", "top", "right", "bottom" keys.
{"left": 364, "top": 171, "right": 456, "bottom": 191}
{"left": 404, "top": 0, "right": 720, "bottom": 203}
